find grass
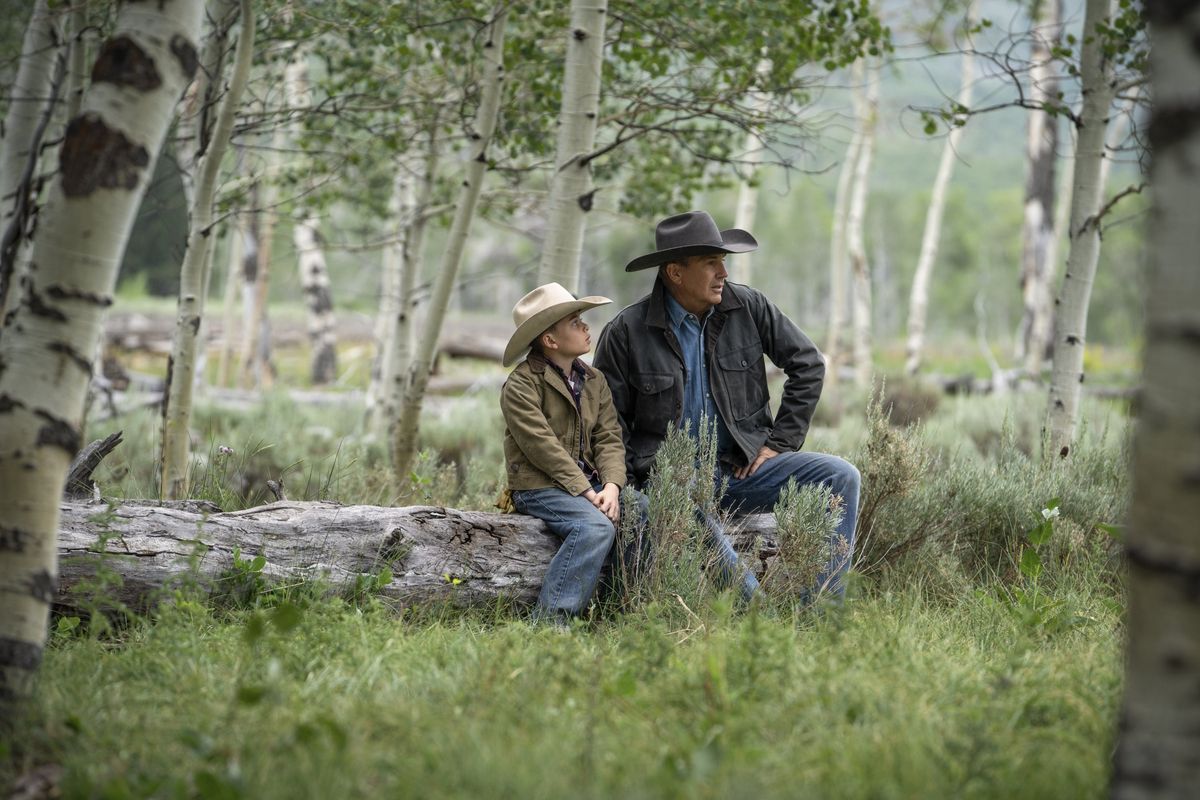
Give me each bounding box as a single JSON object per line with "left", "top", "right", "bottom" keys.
{"left": 7, "top": 581, "right": 1122, "bottom": 799}
{"left": 3, "top": 337, "right": 1135, "bottom": 797}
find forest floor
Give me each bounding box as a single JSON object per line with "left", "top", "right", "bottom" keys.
{"left": 3, "top": 340, "right": 1134, "bottom": 798}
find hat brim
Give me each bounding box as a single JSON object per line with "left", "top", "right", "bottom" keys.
{"left": 502, "top": 296, "right": 611, "bottom": 366}
{"left": 624, "top": 228, "right": 758, "bottom": 272}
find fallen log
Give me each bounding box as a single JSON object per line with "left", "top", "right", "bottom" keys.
{"left": 56, "top": 501, "right": 779, "bottom": 613}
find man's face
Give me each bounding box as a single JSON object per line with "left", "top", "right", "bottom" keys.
{"left": 666, "top": 253, "right": 728, "bottom": 312}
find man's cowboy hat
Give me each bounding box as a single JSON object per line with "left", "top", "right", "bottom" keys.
{"left": 624, "top": 210, "right": 758, "bottom": 272}
{"left": 503, "top": 282, "right": 612, "bottom": 366}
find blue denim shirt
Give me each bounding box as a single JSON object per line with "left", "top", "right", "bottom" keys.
{"left": 663, "top": 291, "right": 734, "bottom": 454}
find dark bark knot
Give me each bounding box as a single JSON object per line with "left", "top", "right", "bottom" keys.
{"left": 170, "top": 34, "right": 199, "bottom": 82}
{"left": 92, "top": 35, "right": 161, "bottom": 91}
{"left": 573, "top": 28, "right": 588, "bottom": 41}
{"left": 60, "top": 115, "right": 150, "bottom": 198}
{"left": 34, "top": 409, "right": 81, "bottom": 456}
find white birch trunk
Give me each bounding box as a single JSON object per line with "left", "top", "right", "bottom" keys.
{"left": 904, "top": 1, "right": 977, "bottom": 376}
{"left": 282, "top": 55, "right": 337, "bottom": 386}
{"left": 0, "top": 0, "right": 63, "bottom": 319}
{"left": 0, "top": 0, "right": 203, "bottom": 707}
{"left": 294, "top": 212, "right": 337, "bottom": 384}
{"left": 365, "top": 168, "right": 407, "bottom": 428}
{"left": 824, "top": 60, "right": 864, "bottom": 395}
{"left": 216, "top": 210, "right": 244, "bottom": 387}
{"left": 160, "top": 0, "right": 255, "bottom": 500}
{"left": 848, "top": 66, "right": 878, "bottom": 389}
{"left": 64, "top": 1, "right": 89, "bottom": 122}
{"left": 375, "top": 132, "right": 440, "bottom": 439}
{"left": 240, "top": 117, "right": 281, "bottom": 390}
{"left": 176, "top": 0, "right": 239, "bottom": 215}
{"left": 1112, "top": 6, "right": 1200, "bottom": 793}
{"left": 1044, "top": 0, "right": 1116, "bottom": 458}
{"left": 1016, "top": 0, "right": 1063, "bottom": 373}
{"left": 536, "top": 0, "right": 607, "bottom": 293}
{"left": 391, "top": 8, "right": 508, "bottom": 482}
{"left": 731, "top": 56, "right": 771, "bottom": 283}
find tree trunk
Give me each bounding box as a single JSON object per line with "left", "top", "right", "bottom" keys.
{"left": 904, "top": 1, "right": 977, "bottom": 376}
{"left": 731, "top": 56, "right": 771, "bottom": 284}
{"left": 0, "top": 0, "right": 63, "bottom": 320}
{"left": 176, "top": 0, "right": 239, "bottom": 209}
{"left": 1015, "top": 0, "right": 1063, "bottom": 374}
{"left": 160, "top": 0, "right": 255, "bottom": 500}
{"left": 1111, "top": 4, "right": 1200, "bottom": 793}
{"left": 536, "top": 0, "right": 607, "bottom": 294}
{"left": 53, "top": 501, "right": 780, "bottom": 612}
{"left": 848, "top": 65, "right": 878, "bottom": 389}
{"left": 1044, "top": 0, "right": 1116, "bottom": 459}
{"left": 0, "top": 0, "right": 204, "bottom": 708}
{"left": 216, "top": 207, "right": 245, "bottom": 387}
{"left": 365, "top": 168, "right": 407, "bottom": 428}
{"left": 823, "top": 96, "right": 862, "bottom": 403}
{"left": 294, "top": 212, "right": 338, "bottom": 384}
{"left": 391, "top": 8, "right": 509, "bottom": 483}
{"left": 64, "top": 1, "right": 89, "bottom": 122}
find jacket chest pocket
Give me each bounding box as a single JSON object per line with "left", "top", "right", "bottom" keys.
{"left": 631, "top": 372, "right": 676, "bottom": 433}
{"left": 716, "top": 343, "right": 766, "bottom": 420}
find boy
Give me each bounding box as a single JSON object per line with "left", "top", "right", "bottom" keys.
{"left": 500, "top": 282, "right": 627, "bottom": 623}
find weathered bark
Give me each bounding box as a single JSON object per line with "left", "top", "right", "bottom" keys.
{"left": 904, "top": 1, "right": 977, "bottom": 376}
{"left": 160, "top": 0, "right": 255, "bottom": 500}
{"left": 53, "top": 501, "right": 780, "bottom": 611}
{"left": 391, "top": 8, "right": 508, "bottom": 483}
{"left": 1044, "top": 0, "right": 1117, "bottom": 458}
{"left": 536, "top": 0, "right": 607, "bottom": 293}
{"left": 1111, "top": 4, "right": 1200, "bottom": 794}
{"left": 0, "top": 0, "right": 64, "bottom": 320}
{"left": 0, "top": 0, "right": 204, "bottom": 707}
{"left": 1015, "top": 0, "right": 1063, "bottom": 374}
{"left": 847, "top": 64, "right": 878, "bottom": 389}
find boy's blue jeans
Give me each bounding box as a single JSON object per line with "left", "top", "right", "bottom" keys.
{"left": 512, "top": 484, "right": 616, "bottom": 620}
{"left": 716, "top": 450, "right": 861, "bottom": 600}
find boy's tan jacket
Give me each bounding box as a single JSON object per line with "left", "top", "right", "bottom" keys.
{"left": 500, "top": 352, "right": 627, "bottom": 497}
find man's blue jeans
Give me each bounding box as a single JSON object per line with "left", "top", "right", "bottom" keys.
{"left": 512, "top": 484, "right": 615, "bottom": 619}
{"left": 712, "top": 450, "right": 861, "bottom": 601}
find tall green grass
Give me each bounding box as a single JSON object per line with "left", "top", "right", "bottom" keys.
{"left": 7, "top": 380, "right": 1131, "bottom": 797}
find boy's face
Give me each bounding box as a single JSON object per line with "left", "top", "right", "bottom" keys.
{"left": 542, "top": 311, "right": 592, "bottom": 359}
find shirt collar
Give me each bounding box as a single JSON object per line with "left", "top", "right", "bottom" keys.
{"left": 663, "top": 289, "right": 710, "bottom": 330}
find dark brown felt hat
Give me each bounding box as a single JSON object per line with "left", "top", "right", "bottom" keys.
{"left": 624, "top": 210, "right": 758, "bottom": 272}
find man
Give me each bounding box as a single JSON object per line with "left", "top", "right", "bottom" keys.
{"left": 593, "top": 210, "right": 860, "bottom": 601}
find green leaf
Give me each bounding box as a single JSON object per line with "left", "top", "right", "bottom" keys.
{"left": 249, "top": 555, "right": 267, "bottom": 573}
{"left": 56, "top": 615, "right": 81, "bottom": 635}
{"left": 1019, "top": 548, "right": 1043, "bottom": 579}
{"left": 1096, "top": 523, "right": 1123, "bottom": 542}
{"left": 1028, "top": 520, "right": 1053, "bottom": 546}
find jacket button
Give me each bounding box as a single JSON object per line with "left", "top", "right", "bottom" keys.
{"left": 644, "top": 383, "right": 651, "bottom": 391}
{"left": 741, "top": 359, "right": 747, "bottom": 367}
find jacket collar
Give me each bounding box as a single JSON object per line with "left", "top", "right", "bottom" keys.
{"left": 523, "top": 350, "right": 596, "bottom": 379}
{"left": 647, "top": 275, "right": 743, "bottom": 329}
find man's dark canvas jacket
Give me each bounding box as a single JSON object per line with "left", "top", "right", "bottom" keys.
{"left": 593, "top": 277, "right": 825, "bottom": 486}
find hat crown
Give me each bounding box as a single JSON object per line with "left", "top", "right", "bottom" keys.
{"left": 512, "top": 282, "right": 576, "bottom": 327}
{"left": 655, "top": 211, "right": 724, "bottom": 251}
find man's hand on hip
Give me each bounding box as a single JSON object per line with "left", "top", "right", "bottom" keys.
{"left": 735, "top": 445, "right": 780, "bottom": 480}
